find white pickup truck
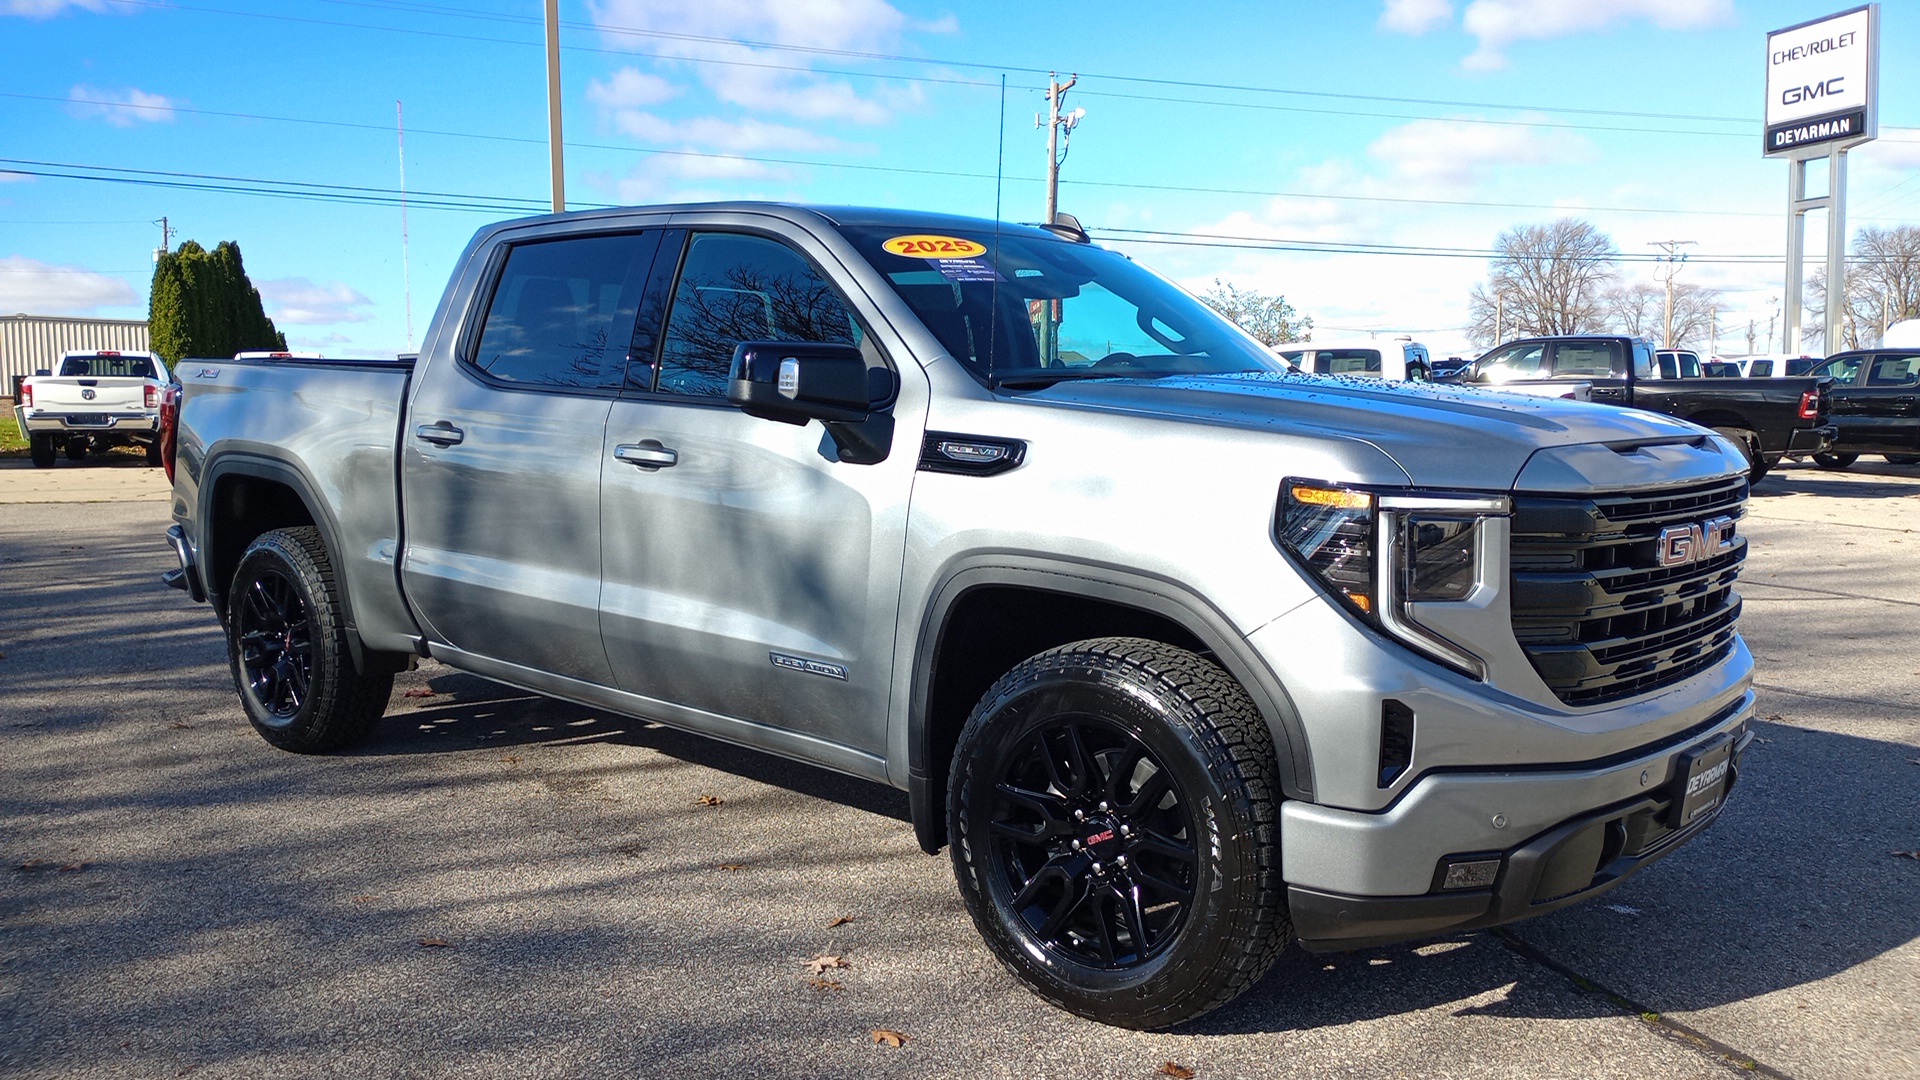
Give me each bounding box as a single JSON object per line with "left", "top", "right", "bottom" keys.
{"left": 13, "top": 350, "right": 170, "bottom": 467}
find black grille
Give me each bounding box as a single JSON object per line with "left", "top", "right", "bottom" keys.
{"left": 1511, "top": 477, "right": 1748, "bottom": 706}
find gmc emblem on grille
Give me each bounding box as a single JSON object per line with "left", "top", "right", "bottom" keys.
{"left": 1657, "top": 515, "right": 1737, "bottom": 567}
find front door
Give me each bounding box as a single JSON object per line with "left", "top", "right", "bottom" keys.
{"left": 597, "top": 228, "right": 922, "bottom": 754}
{"left": 1851, "top": 352, "right": 1920, "bottom": 451}
{"left": 401, "top": 227, "right": 664, "bottom": 684}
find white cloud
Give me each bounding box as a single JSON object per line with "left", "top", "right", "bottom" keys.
{"left": 67, "top": 84, "right": 176, "bottom": 126}
{"left": 1379, "top": 0, "right": 1452, "bottom": 34}
{"left": 600, "top": 110, "right": 846, "bottom": 153}
{"left": 257, "top": 278, "right": 375, "bottom": 325}
{"left": 0, "top": 256, "right": 138, "bottom": 315}
{"left": 586, "top": 152, "right": 798, "bottom": 205}
{"left": 1367, "top": 116, "right": 1597, "bottom": 191}
{"left": 586, "top": 67, "right": 680, "bottom": 109}
{"left": 3, "top": 0, "right": 109, "bottom": 16}
{"left": 588, "top": 0, "right": 931, "bottom": 127}
{"left": 0, "top": 170, "right": 34, "bottom": 183}
{"left": 1460, "top": 0, "right": 1733, "bottom": 70}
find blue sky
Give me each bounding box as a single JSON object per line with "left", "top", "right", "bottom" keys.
{"left": 3, "top": 0, "right": 1917, "bottom": 359}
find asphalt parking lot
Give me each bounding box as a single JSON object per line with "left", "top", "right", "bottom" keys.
{"left": 1, "top": 455, "right": 1915, "bottom": 1080}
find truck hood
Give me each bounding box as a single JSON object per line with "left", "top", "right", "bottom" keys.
{"left": 1018, "top": 372, "right": 1748, "bottom": 492}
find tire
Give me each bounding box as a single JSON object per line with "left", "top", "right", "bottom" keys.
{"left": 1813, "top": 452, "right": 1858, "bottom": 470}
{"left": 1711, "top": 427, "right": 1767, "bottom": 485}
{"left": 948, "top": 637, "right": 1288, "bottom": 1029}
{"left": 225, "top": 526, "right": 392, "bottom": 753}
{"left": 145, "top": 438, "right": 163, "bottom": 466}
{"left": 29, "top": 434, "right": 55, "bottom": 468}
{"left": 1885, "top": 454, "right": 1920, "bottom": 466}
{"left": 64, "top": 438, "right": 87, "bottom": 462}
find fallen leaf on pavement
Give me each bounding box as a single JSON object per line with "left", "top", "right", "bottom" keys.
{"left": 1907, "top": 758, "right": 1920, "bottom": 766}
{"left": 695, "top": 794, "right": 725, "bottom": 806}
{"left": 806, "top": 977, "right": 842, "bottom": 991}
{"left": 1158, "top": 1063, "right": 1197, "bottom": 1079}
{"left": 499, "top": 755, "right": 521, "bottom": 764}
{"left": 167, "top": 720, "right": 192, "bottom": 730}
{"left": 1892, "top": 851, "right": 1920, "bottom": 861}
{"left": 417, "top": 937, "right": 451, "bottom": 948}
{"left": 718, "top": 863, "right": 748, "bottom": 871}
{"left": 806, "top": 954, "right": 850, "bottom": 974}
{"left": 403, "top": 688, "right": 437, "bottom": 698}
{"left": 870, "top": 1029, "right": 907, "bottom": 1048}
{"left": 58, "top": 862, "right": 87, "bottom": 872}
{"left": 826, "top": 915, "right": 854, "bottom": 928}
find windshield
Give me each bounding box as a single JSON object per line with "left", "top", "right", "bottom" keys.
{"left": 843, "top": 227, "right": 1283, "bottom": 384}
{"left": 59, "top": 354, "right": 156, "bottom": 378}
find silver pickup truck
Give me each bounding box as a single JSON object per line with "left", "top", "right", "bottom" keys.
{"left": 164, "top": 203, "right": 1758, "bottom": 1029}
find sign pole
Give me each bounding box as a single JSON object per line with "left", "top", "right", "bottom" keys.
{"left": 1784, "top": 160, "right": 1807, "bottom": 354}
{"left": 1826, "top": 145, "right": 1849, "bottom": 351}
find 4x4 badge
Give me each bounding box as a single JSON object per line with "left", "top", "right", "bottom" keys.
{"left": 1657, "top": 515, "right": 1737, "bottom": 567}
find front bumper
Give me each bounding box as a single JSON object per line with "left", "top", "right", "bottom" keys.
{"left": 1285, "top": 705, "right": 1754, "bottom": 951}
{"left": 1787, "top": 424, "right": 1837, "bottom": 454}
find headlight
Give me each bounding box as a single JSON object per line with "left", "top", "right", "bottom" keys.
{"left": 1278, "top": 481, "right": 1510, "bottom": 678}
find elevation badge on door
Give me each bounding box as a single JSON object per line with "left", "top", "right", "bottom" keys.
{"left": 770, "top": 652, "right": 849, "bottom": 681}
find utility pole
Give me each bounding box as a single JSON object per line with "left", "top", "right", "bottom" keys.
{"left": 544, "top": 0, "right": 565, "bottom": 212}
{"left": 152, "top": 216, "right": 173, "bottom": 263}
{"left": 1648, "top": 239, "right": 1696, "bottom": 349}
{"left": 1708, "top": 305, "right": 1717, "bottom": 358}
{"left": 1039, "top": 73, "right": 1082, "bottom": 226}
{"left": 1767, "top": 295, "right": 1780, "bottom": 353}
{"left": 1494, "top": 292, "right": 1504, "bottom": 345}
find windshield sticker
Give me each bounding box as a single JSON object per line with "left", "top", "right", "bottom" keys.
{"left": 932, "top": 258, "right": 1003, "bottom": 283}
{"left": 882, "top": 234, "right": 988, "bottom": 259}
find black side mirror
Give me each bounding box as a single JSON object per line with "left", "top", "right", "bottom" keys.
{"left": 727, "top": 341, "right": 901, "bottom": 465}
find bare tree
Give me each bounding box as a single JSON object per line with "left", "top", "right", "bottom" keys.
{"left": 1198, "top": 279, "right": 1313, "bottom": 345}
{"left": 1465, "top": 219, "right": 1618, "bottom": 348}
{"left": 1604, "top": 282, "right": 1662, "bottom": 339}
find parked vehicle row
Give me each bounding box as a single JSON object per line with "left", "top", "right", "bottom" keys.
{"left": 1446, "top": 335, "right": 1834, "bottom": 482}
{"left": 162, "top": 202, "right": 1758, "bottom": 1030}
{"left": 1802, "top": 348, "right": 1920, "bottom": 468}
{"left": 12, "top": 350, "right": 170, "bottom": 467}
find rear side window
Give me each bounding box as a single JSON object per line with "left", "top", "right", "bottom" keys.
{"left": 1317, "top": 349, "right": 1382, "bottom": 376}
{"left": 59, "top": 355, "right": 155, "bottom": 378}
{"left": 470, "top": 232, "right": 657, "bottom": 390}
{"left": 1813, "top": 355, "right": 1865, "bottom": 384}
{"left": 1749, "top": 360, "right": 1774, "bottom": 377}
{"left": 1869, "top": 354, "right": 1920, "bottom": 386}
{"left": 1553, "top": 342, "right": 1618, "bottom": 377}
{"left": 655, "top": 232, "right": 862, "bottom": 398}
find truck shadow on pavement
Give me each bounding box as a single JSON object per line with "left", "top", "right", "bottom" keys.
{"left": 1756, "top": 462, "right": 1920, "bottom": 497}
{"left": 362, "top": 673, "right": 1918, "bottom": 1036}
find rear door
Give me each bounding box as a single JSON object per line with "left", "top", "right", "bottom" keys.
{"left": 401, "top": 225, "right": 664, "bottom": 684}
{"left": 596, "top": 225, "right": 922, "bottom": 754}
{"left": 1548, "top": 339, "right": 1627, "bottom": 402}
{"left": 1852, "top": 352, "right": 1920, "bottom": 450}
{"left": 1813, "top": 354, "right": 1871, "bottom": 447}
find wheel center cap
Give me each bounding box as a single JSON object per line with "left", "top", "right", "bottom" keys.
{"left": 1082, "top": 817, "right": 1122, "bottom": 855}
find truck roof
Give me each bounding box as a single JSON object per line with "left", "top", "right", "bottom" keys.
{"left": 478, "top": 202, "right": 1068, "bottom": 245}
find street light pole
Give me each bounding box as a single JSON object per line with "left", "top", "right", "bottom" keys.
{"left": 545, "top": 0, "right": 565, "bottom": 213}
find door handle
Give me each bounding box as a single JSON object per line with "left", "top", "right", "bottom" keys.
{"left": 614, "top": 441, "right": 678, "bottom": 469}
{"left": 415, "top": 422, "right": 465, "bottom": 446}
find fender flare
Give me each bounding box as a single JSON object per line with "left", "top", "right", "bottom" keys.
{"left": 197, "top": 448, "right": 372, "bottom": 674}
{"left": 905, "top": 555, "right": 1315, "bottom": 852}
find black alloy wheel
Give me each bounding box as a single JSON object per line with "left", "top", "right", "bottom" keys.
{"left": 950, "top": 637, "right": 1289, "bottom": 1029}
{"left": 1813, "top": 452, "right": 1858, "bottom": 470}
{"left": 225, "top": 527, "right": 392, "bottom": 752}
{"left": 985, "top": 717, "right": 1198, "bottom": 970}
{"left": 235, "top": 567, "right": 314, "bottom": 719}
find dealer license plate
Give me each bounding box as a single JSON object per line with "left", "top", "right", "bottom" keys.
{"left": 64, "top": 414, "right": 110, "bottom": 426}
{"left": 1671, "top": 735, "right": 1733, "bottom": 827}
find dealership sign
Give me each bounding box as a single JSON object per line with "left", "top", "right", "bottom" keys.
{"left": 1765, "top": 5, "right": 1878, "bottom": 156}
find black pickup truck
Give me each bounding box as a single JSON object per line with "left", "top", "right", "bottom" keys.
{"left": 1800, "top": 349, "right": 1920, "bottom": 469}
{"left": 1455, "top": 335, "right": 1836, "bottom": 482}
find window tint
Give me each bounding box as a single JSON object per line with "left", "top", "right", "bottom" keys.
{"left": 656, "top": 233, "right": 860, "bottom": 398}
{"left": 471, "top": 233, "right": 655, "bottom": 390}
{"left": 1631, "top": 343, "right": 1654, "bottom": 379}
{"left": 1868, "top": 354, "right": 1920, "bottom": 387}
{"left": 60, "top": 355, "right": 155, "bottom": 378}
{"left": 1475, "top": 343, "right": 1545, "bottom": 383}
{"left": 1317, "top": 349, "right": 1382, "bottom": 376}
{"left": 1552, "top": 343, "right": 1618, "bottom": 377}
{"left": 1750, "top": 360, "right": 1773, "bottom": 377}
{"left": 1813, "top": 355, "right": 1865, "bottom": 384}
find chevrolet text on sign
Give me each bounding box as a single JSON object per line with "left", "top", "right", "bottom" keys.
{"left": 1764, "top": 5, "right": 1878, "bottom": 156}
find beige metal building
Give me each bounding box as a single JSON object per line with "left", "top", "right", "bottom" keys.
{"left": 3, "top": 313, "right": 152, "bottom": 393}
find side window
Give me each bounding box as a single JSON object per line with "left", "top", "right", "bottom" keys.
{"left": 656, "top": 232, "right": 862, "bottom": 398}
{"left": 1869, "top": 354, "right": 1920, "bottom": 387}
{"left": 1320, "top": 349, "right": 1381, "bottom": 376}
{"left": 1632, "top": 343, "right": 1654, "bottom": 379}
{"left": 1476, "top": 343, "right": 1545, "bottom": 381}
{"left": 1813, "top": 355, "right": 1865, "bottom": 384}
{"left": 1550, "top": 342, "right": 1618, "bottom": 377}
{"left": 1750, "top": 360, "right": 1773, "bottom": 377}
{"left": 470, "top": 233, "right": 656, "bottom": 390}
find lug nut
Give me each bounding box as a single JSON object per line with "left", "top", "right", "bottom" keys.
{"left": 1071, "top": 839, "right": 1083, "bottom": 850}
{"left": 1097, "top": 801, "right": 1109, "bottom": 812}
{"left": 1118, "top": 824, "right": 1131, "bottom": 837}
{"left": 1091, "top": 861, "right": 1104, "bottom": 875}
{"left": 1073, "top": 809, "right": 1086, "bottom": 822}
{"left": 1115, "top": 854, "right": 1129, "bottom": 868}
